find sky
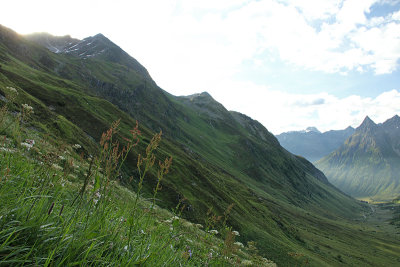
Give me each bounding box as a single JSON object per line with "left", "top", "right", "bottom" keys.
{"left": 2, "top": 0, "right": 400, "bottom": 134}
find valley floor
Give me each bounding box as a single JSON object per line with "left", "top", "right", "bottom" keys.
{"left": 363, "top": 203, "right": 400, "bottom": 236}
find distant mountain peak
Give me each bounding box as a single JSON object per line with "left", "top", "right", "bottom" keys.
{"left": 182, "top": 91, "right": 214, "bottom": 101}
{"left": 357, "top": 116, "right": 377, "bottom": 132}
{"left": 94, "top": 33, "right": 106, "bottom": 38}
{"left": 305, "top": 127, "right": 320, "bottom": 133}
{"left": 382, "top": 114, "right": 400, "bottom": 135}
{"left": 25, "top": 31, "right": 151, "bottom": 79}
{"left": 387, "top": 114, "right": 400, "bottom": 123}
{"left": 199, "top": 91, "right": 211, "bottom": 97}
{"left": 363, "top": 115, "right": 374, "bottom": 123}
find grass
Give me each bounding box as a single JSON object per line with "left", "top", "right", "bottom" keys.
{"left": 0, "top": 102, "right": 275, "bottom": 266}
{"left": 1, "top": 26, "right": 400, "bottom": 266}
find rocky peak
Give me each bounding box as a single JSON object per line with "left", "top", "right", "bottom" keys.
{"left": 356, "top": 116, "right": 377, "bottom": 133}
{"left": 382, "top": 114, "right": 400, "bottom": 129}
{"left": 305, "top": 127, "right": 320, "bottom": 133}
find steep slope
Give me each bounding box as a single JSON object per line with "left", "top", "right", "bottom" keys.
{"left": 276, "top": 126, "right": 355, "bottom": 162}
{"left": 316, "top": 116, "right": 400, "bottom": 201}
{"left": 382, "top": 114, "right": 400, "bottom": 156}
{"left": 2, "top": 24, "right": 400, "bottom": 266}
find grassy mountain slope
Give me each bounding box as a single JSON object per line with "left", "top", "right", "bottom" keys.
{"left": 316, "top": 116, "right": 400, "bottom": 202}
{"left": 2, "top": 24, "right": 400, "bottom": 266}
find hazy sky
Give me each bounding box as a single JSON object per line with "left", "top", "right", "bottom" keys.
{"left": 3, "top": 0, "right": 400, "bottom": 134}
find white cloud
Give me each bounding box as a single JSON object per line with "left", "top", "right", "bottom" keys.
{"left": 212, "top": 80, "right": 400, "bottom": 134}
{"left": 2, "top": 0, "right": 400, "bottom": 134}
{"left": 4, "top": 0, "right": 400, "bottom": 84}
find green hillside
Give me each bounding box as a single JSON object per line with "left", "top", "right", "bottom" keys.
{"left": 316, "top": 116, "right": 400, "bottom": 202}
{"left": 2, "top": 24, "right": 400, "bottom": 266}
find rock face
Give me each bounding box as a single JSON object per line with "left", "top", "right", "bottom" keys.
{"left": 276, "top": 126, "right": 355, "bottom": 162}
{"left": 316, "top": 115, "right": 400, "bottom": 201}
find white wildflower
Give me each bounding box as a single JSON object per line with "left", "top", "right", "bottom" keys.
{"left": 20, "top": 142, "right": 33, "bottom": 150}
{"left": 93, "top": 190, "right": 101, "bottom": 204}
{"left": 0, "top": 147, "right": 15, "bottom": 153}
{"left": 59, "top": 155, "right": 65, "bottom": 160}
{"left": 182, "top": 220, "right": 193, "bottom": 227}
{"left": 232, "top": 230, "right": 240, "bottom": 236}
{"left": 234, "top": 242, "right": 244, "bottom": 248}
{"left": 21, "top": 104, "right": 34, "bottom": 113}
{"left": 194, "top": 223, "right": 203, "bottom": 229}
{"left": 208, "top": 229, "right": 219, "bottom": 235}
{"left": 171, "top": 216, "right": 179, "bottom": 220}
{"left": 25, "top": 139, "right": 35, "bottom": 145}
{"left": 51, "top": 164, "right": 63, "bottom": 171}
{"left": 242, "top": 260, "right": 252, "bottom": 266}
{"left": 123, "top": 245, "right": 128, "bottom": 251}
{"left": 72, "top": 144, "right": 81, "bottom": 149}
{"left": 6, "top": 87, "right": 18, "bottom": 94}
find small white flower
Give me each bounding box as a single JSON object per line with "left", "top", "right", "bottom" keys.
{"left": 0, "top": 147, "right": 15, "bottom": 153}
{"left": 208, "top": 229, "right": 219, "bottom": 235}
{"left": 123, "top": 245, "right": 128, "bottom": 251}
{"left": 232, "top": 230, "right": 240, "bottom": 236}
{"left": 6, "top": 87, "right": 18, "bottom": 94}
{"left": 59, "top": 155, "right": 65, "bottom": 160}
{"left": 242, "top": 259, "right": 252, "bottom": 266}
{"left": 51, "top": 164, "right": 63, "bottom": 171}
{"left": 25, "top": 139, "right": 35, "bottom": 145}
{"left": 194, "top": 223, "right": 203, "bottom": 229}
{"left": 72, "top": 144, "right": 81, "bottom": 149}
{"left": 234, "top": 242, "right": 244, "bottom": 248}
{"left": 21, "top": 104, "right": 34, "bottom": 113}
{"left": 20, "top": 142, "right": 33, "bottom": 150}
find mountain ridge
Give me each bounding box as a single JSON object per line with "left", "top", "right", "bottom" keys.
{"left": 316, "top": 115, "right": 400, "bottom": 201}
{"left": 276, "top": 126, "right": 355, "bottom": 162}
{"left": 3, "top": 24, "right": 400, "bottom": 265}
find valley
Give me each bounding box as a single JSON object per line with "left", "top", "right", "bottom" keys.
{"left": 1, "top": 24, "right": 400, "bottom": 266}
{"left": 363, "top": 203, "right": 400, "bottom": 236}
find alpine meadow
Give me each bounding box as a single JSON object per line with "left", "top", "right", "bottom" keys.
{"left": 1, "top": 19, "right": 400, "bottom": 267}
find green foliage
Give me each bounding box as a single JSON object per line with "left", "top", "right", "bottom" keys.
{"left": 0, "top": 119, "right": 274, "bottom": 266}
{"left": 1, "top": 25, "right": 400, "bottom": 266}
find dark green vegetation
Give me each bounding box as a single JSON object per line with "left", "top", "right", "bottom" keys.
{"left": 317, "top": 115, "right": 400, "bottom": 202}
{"left": 276, "top": 126, "right": 354, "bottom": 162}
{"left": 1, "top": 117, "right": 271, "bottom": 265}
{"left": 1, "top": 24, "right": 400, "bottom": 266}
